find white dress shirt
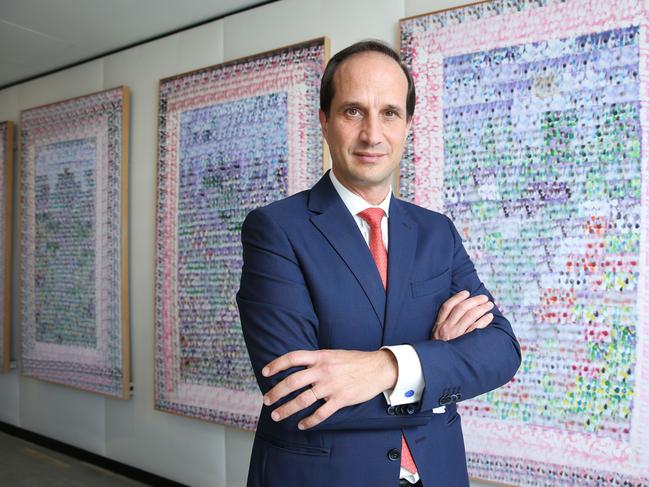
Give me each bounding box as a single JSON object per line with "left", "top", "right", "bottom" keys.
{"left": 328, "top": 170, "right": 426, "bottom": 406}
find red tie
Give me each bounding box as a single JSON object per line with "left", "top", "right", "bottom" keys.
{"left": 357, "top": 208, "right": 418, "bottom": 476}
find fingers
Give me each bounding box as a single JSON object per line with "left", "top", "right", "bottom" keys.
{"left": 263, "top": 350, "right": 393, "bottom": 429}
{"left": 297, "top": 399, "right": 339, "bottom": 430}
{"left": 262, "top": 350, "right": 319, "bottom": 377}
{"left": 465, "top": 312, "right": 494, "bottom": 333}
{"left": 445, "top": 294, "right": 490, "bottom": 326}
{"left": 433, "top": 293, "right": 495, "bottom": 341}
{"left": 263, "top": 367, "right": 318, "bottom": 406}
{"left": 270, "top": 387, "right": 320, "bottom": 422}
{"left": 436, "top": 290, "right": 470, "bottom": 323}
{"left": 454, "top": 300, "right": 494, "bottom": 334}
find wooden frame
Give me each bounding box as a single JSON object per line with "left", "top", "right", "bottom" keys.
{"left": 399, "top": 0, "right": 649, "bottom": 484}
{"left": 1, "top": 121, "right": 14, "bottom": 373}
{"left": 154, "top": 37, "right": 328, "bottom": 428}
{"left": 19, "top": 86, "right": 130, "bottom": 399}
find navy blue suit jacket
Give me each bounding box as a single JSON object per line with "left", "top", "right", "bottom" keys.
{"left": 237, "top": 171, "right": 521, "bottom": 487}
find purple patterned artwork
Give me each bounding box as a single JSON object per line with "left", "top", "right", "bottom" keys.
{"left": 401, "top": 0, "right": 649, "bottom": 484}
{"left": 155, "top": 39, "right": 326, "bottom": 428}
{"left": 20, "top": 87, "right": 130, "bottom": 398}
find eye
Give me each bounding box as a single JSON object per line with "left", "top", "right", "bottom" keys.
{"left": 344, "top": 107, "right": 361, "bottom": 117}
{"left": 384, "top": 109, "right": 399, "bottom": 118}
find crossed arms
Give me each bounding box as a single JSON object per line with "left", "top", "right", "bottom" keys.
{"left": 237, "top": 208, "right": 521, "bottom": 432}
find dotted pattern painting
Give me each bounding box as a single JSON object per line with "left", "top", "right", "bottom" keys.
{"left": 0, "top": 121, "right": 13, "bottom": 373}
{"left": 155, "top": 39, "right": 326, "bottom": 429}
{"left": 401, "top": 1, "right": 649, "bottom": 484}
{"left": 20, "top": 87, "right": 130, "bottom": 399}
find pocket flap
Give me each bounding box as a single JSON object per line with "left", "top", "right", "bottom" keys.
{"left": 411, "top": 268, "right": 450, "bottom": 297}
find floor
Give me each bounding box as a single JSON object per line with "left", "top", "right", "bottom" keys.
{"left": 0, "top": 431, "right": 148, "bottom": 487}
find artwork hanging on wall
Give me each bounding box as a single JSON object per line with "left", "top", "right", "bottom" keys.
{"left": 20, "top": 87, "right": 130, "bottom": 398}
{"left": 155, "top": 38, "right": 328, "bottom": 429}
{"left": 401, "top": 0, "right": 649, "bottom": 484}
{"left": 1, "top": 121, "right": 14, "bottom": 373}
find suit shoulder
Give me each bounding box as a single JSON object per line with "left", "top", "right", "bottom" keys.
{"left": 244, "top": 189, "right": 310, "bottom": 224}
{"left": 397, "top": 199, "right": 453, "bottom": 227}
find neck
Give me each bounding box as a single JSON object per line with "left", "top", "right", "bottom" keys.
{"left": 331, "top": 170, "right": 391, "bottom": 206}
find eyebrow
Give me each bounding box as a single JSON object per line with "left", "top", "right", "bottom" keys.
{"left": 384, "top": 104, "right": 404, "bottom": 114}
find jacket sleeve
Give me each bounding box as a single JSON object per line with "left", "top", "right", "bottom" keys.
{"left": 411, "top": 216, "right": 522, "bottom": 412}
{"left": 237, "top": 207, "right": 437, "bottom": 432}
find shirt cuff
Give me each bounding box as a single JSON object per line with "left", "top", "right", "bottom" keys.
{"left": 380, "top": 345, "right": 424, "bottom": 405}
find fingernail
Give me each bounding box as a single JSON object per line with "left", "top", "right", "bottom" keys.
{"left": 462, "top": 290, "right": 470, "bottom": 296}
{"left": 297, "top": 422, "right": 305, "bottom": 430}
{"left": 263, "top": 396, "right": 270, "bottom": 406}
{"left": 271, "top": 411, "right": 280, "bottom": 421}
{"left": 262, "top": 367, "right": 269, "bottom": 376}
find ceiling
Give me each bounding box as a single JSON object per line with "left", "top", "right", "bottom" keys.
{"left": 0, "top": 0, "right": 271, "bottom": 88}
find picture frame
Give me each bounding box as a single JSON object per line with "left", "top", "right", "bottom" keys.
{"left": 1, "top": 121, "right": 14, "bottom": 373}
{"left": 400, "top": 0, "right": 649, "bottom": 483}
{"left": 20, "top": 86, "right": 130, "bottom": 399}
{"left": 154, "top": 37, "right": 329, "bottom": 428}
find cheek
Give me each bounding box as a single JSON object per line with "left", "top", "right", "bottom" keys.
{"left": 388, "top": 129, "right": 408, "bottom": 151}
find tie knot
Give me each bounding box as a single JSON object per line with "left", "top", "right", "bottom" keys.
{"left": 358, "top": 208, "right": 385, "bottom": 228}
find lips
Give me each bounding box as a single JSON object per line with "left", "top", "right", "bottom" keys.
{"left": 353, "top": 151, "right": 386, "bottom": 162}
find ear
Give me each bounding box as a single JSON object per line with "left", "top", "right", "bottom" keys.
{"left": 318, "top": 109, "right": 329, "bottom": 140}
{"left": 406, "top": 116, "right": 413, "bottom": 133}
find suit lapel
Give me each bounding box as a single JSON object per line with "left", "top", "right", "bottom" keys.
{"left": 308, "top": 173, "right": 386, "bottom": 327}
{"left": 384, "top": 198, "right": 418, "bottom": 344}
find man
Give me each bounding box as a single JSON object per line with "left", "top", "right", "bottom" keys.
{"left": 237, "top": 40, "right": 521, "bottom": 487}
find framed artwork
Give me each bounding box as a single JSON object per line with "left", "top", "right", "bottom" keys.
{"left": 155, "top": 38, "right": 328, "bottom": 428}
{"left": 20, "top": 87, "right": 130, "bottom": 399}
{"left": 1, "top": 121, "right": 14, "bottom": 373}
{"left": 401, "top": 0, "right": 649, "bottom": 484}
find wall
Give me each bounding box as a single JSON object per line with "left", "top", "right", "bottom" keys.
{"left": 0, "top": 1, "right": 491, "bottom": 486}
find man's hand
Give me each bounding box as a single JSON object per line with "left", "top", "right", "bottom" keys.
{"left": 432, "top": 290, "right": 494, "bottom": 341}
{"left": 262, "top": 349, "right": 397, "bottom": 430}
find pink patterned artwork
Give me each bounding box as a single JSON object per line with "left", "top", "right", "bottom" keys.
{"left": 20, "top": 87, "right": 130, "bottom": 398}
{"left": 155, "top": 39, "right": 327, "bottom": 428}
{"left": 1, "top": 121, "right": 14, "bottom": 373}
{"left": 401, "top": 0, "right": 649, "bottom": 484}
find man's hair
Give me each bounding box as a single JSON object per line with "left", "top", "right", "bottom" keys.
{"left": 319, "top": 40, "right": 416, "bottom": 120}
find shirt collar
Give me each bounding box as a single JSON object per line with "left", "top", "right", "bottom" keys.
{"left": 329, "top": 169, "right": 391, "bottom": 218}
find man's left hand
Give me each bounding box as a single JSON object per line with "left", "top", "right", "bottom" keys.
{"left": 262, "top": 349, "right": 398, "bottom": 430}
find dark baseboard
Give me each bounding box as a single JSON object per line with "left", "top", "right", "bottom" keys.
{"left": 0, "top": 421, "right": 187, "bottom": 486}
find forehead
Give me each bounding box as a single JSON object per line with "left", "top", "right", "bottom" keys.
{"left": 332, "top": 52, "right": 408, "bottom": 104}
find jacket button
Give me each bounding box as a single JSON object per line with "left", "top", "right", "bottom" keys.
{"left": 450, "top": 394, "right": 458, "bottom": 403}
{"left": 439, "top": 394, "right": 450, "bottom": 405}
{"left": 395, "top": 405, "right": 404, "bottom": 415}
{"left": 387, "top": 406, "right": 396, "bottom": 415}
{"left": 406, "top": 404, "right": 415, "bottom": 415}
{"left": 455, "top": 392, "right": 462, "bottom": 401}
{"left": 388, "top": 448, "right": 401, "bottom": 461}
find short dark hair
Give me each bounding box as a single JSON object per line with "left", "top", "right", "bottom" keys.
{"left": 320, "top": 40, "right": 416, "bottom": 120}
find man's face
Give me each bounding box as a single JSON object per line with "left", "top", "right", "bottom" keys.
{"left": 319, "top": 52, "right": 412, "bottom": 200}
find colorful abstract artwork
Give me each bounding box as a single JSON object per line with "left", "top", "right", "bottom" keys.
{"left": 1, "top": 121, "right": 14, "bottom": 373}
{"left": 155, "top": 38, "right": 327, "bottom": 428}
{"left": 20, "top": 87, "right": 130, "bottom": 398}
{"left": 401, "top": 0, "right": 649, "bottom": 484}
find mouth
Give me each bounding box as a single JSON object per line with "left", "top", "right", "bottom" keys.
{"left": 353, "top": 152, "right": 386, "bottom": 163}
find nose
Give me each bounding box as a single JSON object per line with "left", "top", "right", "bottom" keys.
{"left": 359, "top": 113, "right": 381, "bottom": 146}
